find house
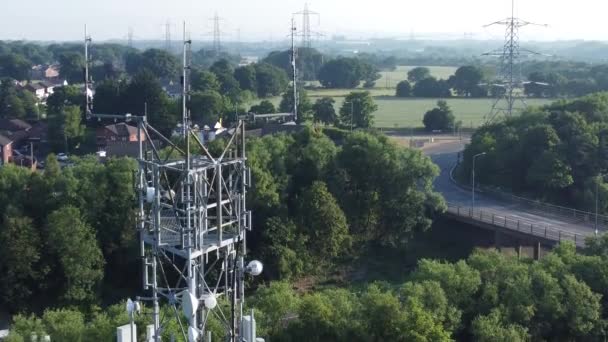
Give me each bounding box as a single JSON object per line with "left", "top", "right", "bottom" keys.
{"left": 0, "top": 134, "right": 13, "bottom": 165}
{"left": 25, "top": 83, "right": 46, "bottom": 100}
{"left": 31, "top": 64, "right": 60, "bottom": 80}
{"left": 44, "top": 64, "right": 60, "bottom": 79}
{"left": 23, "top": 81, "right": 58, "bottom": 101}
{"left": 39, "top": 81, "right": 56, "bottom": 96}
{"left": 0, "top": 118, "right": 32, "bottom": 132}
{"left": 97, "top": 123, "right": 147, "bottom": 157}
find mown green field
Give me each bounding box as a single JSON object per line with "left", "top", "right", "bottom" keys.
{"left": 262, "top": 64, "right": 551, "bottom": 128}
{"left": 266, "top": 95, "right": 555, "bottom": 128}
{"left": 368, "top": 98, "right": 554, "bottom": 128}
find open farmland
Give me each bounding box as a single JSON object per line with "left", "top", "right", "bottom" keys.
{"left": 265, "top": 95, "right": 555, "bottom": 128}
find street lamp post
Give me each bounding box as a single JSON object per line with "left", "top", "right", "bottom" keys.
{"left": 596, "top": 174, "right": 604, "bottom": 235}
{"left": 472, "top": 152, "right": 487, "bottom": 209}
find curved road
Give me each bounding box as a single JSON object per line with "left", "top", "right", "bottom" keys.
{"left": 423, "top": 140, "right": 598, "bottom": 242}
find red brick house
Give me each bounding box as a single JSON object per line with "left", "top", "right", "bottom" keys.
{"left": 97, "top": 123, "right": 147, "bottom": 157}
{"left": 0, "top": 134, "right": 13, "bottom": 165}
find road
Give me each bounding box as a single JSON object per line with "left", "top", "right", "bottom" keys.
{"left": 423, "top": 140, "right": 599, "bottom": 241}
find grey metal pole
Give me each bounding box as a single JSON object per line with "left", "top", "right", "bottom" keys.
{"left": 596, "top": 175, "right": 600, "bottom": 235}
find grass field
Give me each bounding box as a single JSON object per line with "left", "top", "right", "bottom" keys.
{"left": 368, "top": 98, "right": 554, "bottom": 128}
{"left": 267, "top": 95, "right": 555, "bottom": 128}
{"left": 261, "top": 64, "right": 552, "bottom": 128}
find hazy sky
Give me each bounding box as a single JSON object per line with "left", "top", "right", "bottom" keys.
{"left": 1, "top": 0, "right": 607, "bottom": 42}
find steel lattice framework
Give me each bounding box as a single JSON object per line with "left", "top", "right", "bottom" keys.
{"left": 136, "top": 119, "right": 251, "bottom": 342}
{"left": 85, "top": 24, "right": 255, "bottom": 342}
{"left": 483, "top": 0, "right": 546, "bottom": 123}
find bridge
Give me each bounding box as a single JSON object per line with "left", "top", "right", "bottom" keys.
{"left": 423, "top": 139, "right": 605, "bottom": 248}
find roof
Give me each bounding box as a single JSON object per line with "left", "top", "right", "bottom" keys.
{"left": 25, "top": 83, "right": 44, "bottom": 91}
{"left": 0, "top": 119, "right": 32, "bottom": 132}
{"left": 38, "top": 81, "right": 55, "bottom": 88}
{"left": 0, "top": 134, "right": 12, "bottom": 146}
{"left": 105, "top": 123, "right": 138, "bottom": 137}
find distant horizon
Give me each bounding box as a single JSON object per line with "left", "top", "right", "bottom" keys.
{"left": 2, "top": 37, "right": 607, "bottom": 45}
{"left": 1, "top": 0, "right": 607, "bottom": 42}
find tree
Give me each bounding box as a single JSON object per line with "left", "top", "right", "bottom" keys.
{"left": 139, "top": 49, "right": 180, "bottom": 79}
{"left": 250, "top": 100, "right": 276, "bottom": 114}
{"left": 234, "top": 65, "right": 257, "bottom": 93}
{"left": 413, "top": 77, "right": 452, "bottom": 97}
{"left": 191, "top": 68, "right": 221, "bottom": 93}
{"left": 423, "top": 100, "right": 455, "bottom": 131}
{"left": 122, "top": 70, "right": 175, "bottom": 136}
{"left": 46, "top": 206, "right": 104, "bottom": 305}
{"left": 92, "top": 79, "right": 123, "bottom": 114}
{"left": 0, "top": 208, "right": 43, "bottom": 311}
{"left": 408, "top": 67, "right": 431, "bottom": 83}
{"left": 48, "top": 105, "right": 85, "bottom": 152}
{"left": 46, "top": 85, "right": 82, "bottom": 115}
{"left": 471, "top": 309, "right": 529, "bottom": 342}
{"left": 254, "top": 63, "right": 289, "bottom": 97}
{"left": 279, "top": 88, "right": 313, "bottom": 122}
{"left": 58, "top": 52, "right": 85, "bottom": 84}
{"left": 318, "top": 57, "right": 368, "bottom": 88}
{"left": 189, "top": 90, "right": 224, "bottom": 124}
{"left": 298, "top": 181, "right": 350, "bottom": 261}
{"left": 339, "top": 91, "right": 377, "bottom": 129}
{"left": 263, "top": 48, "right": 324, "bottom": 81}
{"left": 448, "top": 65, "right": 486, "bottom": 97}
{"left": 395, "top": 80, "right": 412, "bottom": 97}
{"left": 312, "top": 97, "right": 337, "bottom": 125}
{"left": 0, "top": 53, "right": 31, "bottom": 80}
{"left": 210, "top": 59, "right": 241, "bottom": 101}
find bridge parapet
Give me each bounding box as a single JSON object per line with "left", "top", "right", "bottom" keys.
{"left": 445, "top": 203, "right": 588, "bottom": 247}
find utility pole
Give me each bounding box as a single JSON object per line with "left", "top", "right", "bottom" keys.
{"left": 84, "top": 25, "right": 92, "bottom": 116}
{"left": 483, "top": 0, "right": 547, "bottom": 123}
{"left": 291, "top": 18, "right": 298, "bottom": 121}
{"left": 596, "top": 174, "right": 604, "bottom": 235}
{"left": 350, "top": 101, "right": 354, "bottom": 131}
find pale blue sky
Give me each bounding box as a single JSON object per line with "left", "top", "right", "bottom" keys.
{"left": 0, "top": 0, "right": 606, "bottom": 41}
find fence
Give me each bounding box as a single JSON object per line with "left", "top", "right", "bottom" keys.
{"left": 446, "top": 203, "right": 587, "bottom": 247}
{"left": 449, "top": 163, "right": 608, "bottom": 229}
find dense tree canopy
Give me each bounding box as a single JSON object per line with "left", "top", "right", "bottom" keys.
{"left": 0, "top": 80, "right": 38, "bottom": 119}
{"left": 413, "top": 77, "right": 452, "bottom": 98}
{"left": 317, "top": 57, "right": 379, "bottom": 89}
{"left": 448, "top": 65, "right": 486, "bottom": 97}
{"left": 461, "top": 92, "right": 608, "bottom": 211}
{"left": 247, "top": 128, "right": 443, "bottom": 280}
{"left": 0, "top": 156, "right": 138, "bottom": 313}
{"left": 408, "top": 66, "right": 432, "bottom": 83}
{"left": 339, "top": 91, "right": 378, "bottom": 129}
{"left": 264, "top": 48, "right": 324, "bottom": 81}
{"left": 312, "top": 97, "right": 337, "bottom": 125}
{"left": 423, "top": 100, "right": 455, "bottom": 131}
{"left": 396, "top": 80, "right": 412, "bottom": 97}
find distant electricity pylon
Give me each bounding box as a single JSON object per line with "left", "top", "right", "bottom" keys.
{"left": 127, "top": 27, "right": 134, "bottom": 47}
{"left": 293, "top": 3, "right": 321, "bottom": 48}
{"left": 483, "top": 0, "right": 547, "bottom": 122}
{"left": 291, "top": 18, "right": 299, "bottom": 120}
{"left": 210, "top": 12, "right": 224, "bottom": 56}
{"left": 164, "top": 20, "right": 172, "bottom": 51}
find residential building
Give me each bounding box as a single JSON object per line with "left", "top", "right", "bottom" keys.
{"left": 97, "top": 123, "right": 147, "bottom": 157}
